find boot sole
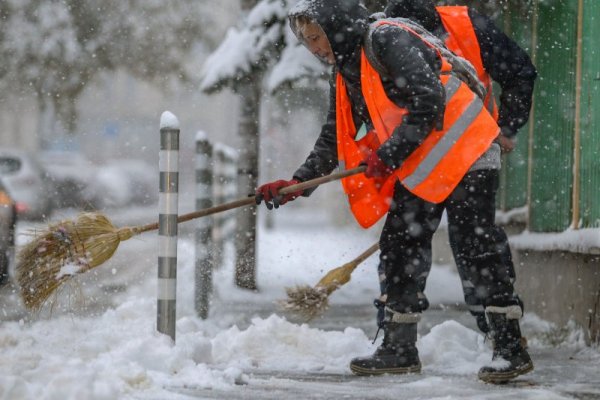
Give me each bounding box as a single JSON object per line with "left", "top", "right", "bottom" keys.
{"left": 478, "top": 361, "right": 534, "bottom": 384}
{"left": 350, "top": 363, "right": 422, "bottom": 376}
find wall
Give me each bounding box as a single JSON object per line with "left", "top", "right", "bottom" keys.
{"left": 514, "top": 249, "right": 600, "bottom": 344}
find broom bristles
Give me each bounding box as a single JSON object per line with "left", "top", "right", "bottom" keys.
{"left": 278, "top": 284, "right": 330, "bottom": 321}
{"left": 279, "top": 261, "right": 358, "bottom": 320}
{"left": 16, "top": 212, "right": 138, "bottom": 311}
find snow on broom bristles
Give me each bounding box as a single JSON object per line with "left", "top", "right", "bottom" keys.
{"left": 279, "top": 243, "right": 380, "bottom": 321}
{"left": 16, "top": 212, "right": 142, "bottom": 311}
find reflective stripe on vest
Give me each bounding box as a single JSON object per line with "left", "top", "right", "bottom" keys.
{"left": 436, "top": 5, "right": 498, "bottom": 119}
{"left": 402, "top": 76, "right": 483, "bottom": 190}
{"left": 336, "top": 20, "right": 499, "bottom": 228}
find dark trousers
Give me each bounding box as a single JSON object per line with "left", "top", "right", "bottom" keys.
{"left": 378, "top": 169, "right": 522, "bottom": 319}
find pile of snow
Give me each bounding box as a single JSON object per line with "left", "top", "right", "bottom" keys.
{"left": 2, "top": 298, "right": 587, "bottom": 399}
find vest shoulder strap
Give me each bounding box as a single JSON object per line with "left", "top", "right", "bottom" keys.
{"left": 363, "top": 21, "right": 390, "bottom": 78}
{"left": 364, "top": 18, "right": 486, "bottom": 100}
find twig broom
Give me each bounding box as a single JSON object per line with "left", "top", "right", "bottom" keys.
{"left": 279, "top": 242, "right": 379, "bottom": 321}
{"left": 17, "top": 166, "right": 366, "bottom": 311}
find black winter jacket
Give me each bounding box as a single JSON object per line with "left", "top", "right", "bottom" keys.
{"left": 384, "top": 0, "right": 537, "bottom": 138}
{"left": 290, "top": 0, "right": 445, "bottom": 184}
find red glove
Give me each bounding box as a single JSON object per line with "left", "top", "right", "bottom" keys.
{"left": 362, "top": 152, "right": 394, "bottom": 178}
{"left": 255, "top": 179, "right": 303, "bottom": 209}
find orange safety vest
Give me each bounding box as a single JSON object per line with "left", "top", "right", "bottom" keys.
{"left": 337, "top": 20, "right": 499, "bottom": 228}
{"left": 437, "top": 6, "right": 498, "bottom": 120}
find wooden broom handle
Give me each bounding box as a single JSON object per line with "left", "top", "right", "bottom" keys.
{"left": 136, "top": 165, "right": 366, "bottom": 233}
{"left": 350, "top": 242, "right": 380, "bottom": 267}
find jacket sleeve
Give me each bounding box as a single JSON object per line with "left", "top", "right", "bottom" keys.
{"left": 469, "top": 8, "right": 537, "bottom": 138}
{"left": 292, "top": 74, "right": 339, "bottom": 193}
{"left": 369, "top": 26, "right": 445, "bottom": 169}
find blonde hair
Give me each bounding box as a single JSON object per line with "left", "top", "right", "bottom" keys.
{"left": 289, "top": 14, "right": 315, "bottom": 41}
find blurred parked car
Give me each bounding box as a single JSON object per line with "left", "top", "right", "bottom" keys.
{"left": 39, "top": 150, "right": 97, "bottom": 210}
{"left": 83, "top": 159, "right": 158, "bottom": 209}
{"left": 0, "top": 149, "right": 54, "bottom": 220}
{"left": 0, "top": 178, "right": 16, "bottom": 285}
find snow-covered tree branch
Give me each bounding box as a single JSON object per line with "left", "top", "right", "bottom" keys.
{"left": 199, "top": 0, "right": 327, "bottom": 95}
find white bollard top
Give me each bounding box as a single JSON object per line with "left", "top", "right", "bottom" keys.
{"left": 195, "top": 130, "right": 208, "bottom": 141}
{"left": 160, "top": 111, "right": 180, "bottom": 130}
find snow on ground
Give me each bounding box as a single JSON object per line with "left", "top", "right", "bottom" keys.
{"left": 510, "top": 228, "right": 600, "bottom": 254}
{"left": 0, "top": 206, "right": 598, "bottom": 400}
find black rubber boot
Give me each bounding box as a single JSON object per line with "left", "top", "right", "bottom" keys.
{"left": 478, "top": 312, "right": 534, "bottom": 383}
{"left": 350, "top": 322, "right": 421, "bottom": 376}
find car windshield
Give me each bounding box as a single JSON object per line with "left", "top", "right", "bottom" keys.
{"left": 0, "top": 157, "right": 21, "bottom": 174}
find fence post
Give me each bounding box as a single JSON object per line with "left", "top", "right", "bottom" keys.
{"left": 158, "top": 111, "right": 179, "bottom": 341}
{"left": 195, "top": 131, "right": 213, "bottom": 319}
{"left": 212, "top": 144, "right": 237, "bottom": 268}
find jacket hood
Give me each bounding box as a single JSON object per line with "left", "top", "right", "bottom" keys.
{"left": 383, "top": 0, "right": 441, "bottom": 32}
{"left": 289, "top": 0, "right": 369, "bottom": 69}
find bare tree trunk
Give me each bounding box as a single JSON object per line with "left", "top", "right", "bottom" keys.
{"left": 233, "top": 0, "right": 261, "bottom": 290}
{"left": 262, "top": 95, "right": 287, "bottom": 230}
{"left": 234, "top": 77, "right": 261, "bottom": 290}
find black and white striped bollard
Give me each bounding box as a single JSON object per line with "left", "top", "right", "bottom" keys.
{"left": 158, "top": 111, "right": 180, "bottom": 341}
{"left": 194, "top": 131, "right": 213, "bottom": 319}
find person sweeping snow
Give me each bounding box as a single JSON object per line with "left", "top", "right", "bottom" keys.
{"left": 382, "top": 0, "right": 537, "bottom": 338}
{"left": 255, "top": 0, "right": 533, "bottom": 384}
